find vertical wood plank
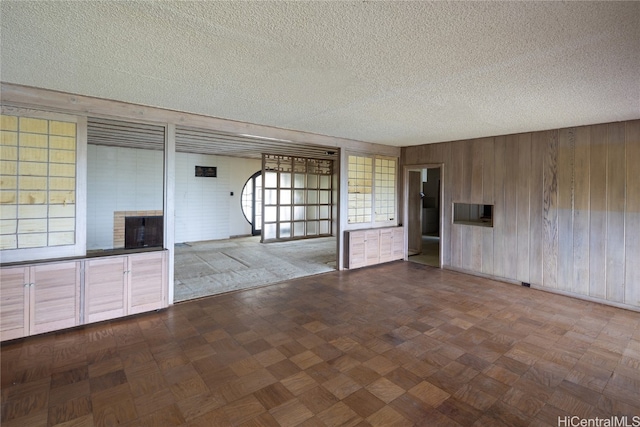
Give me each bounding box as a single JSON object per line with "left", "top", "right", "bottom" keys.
{"left": 441, "top": 143, "right": 452, "bottom": 267}
{"left": 504, "top": 135, "right": 518, "bottom": 280}
{"left": 493, "top": 136, "right": 506, "bottom": 278}
{"left": 471, "top": 226, "right": 482, "bottom": 272}
{"left": 461, "top": 224, "right": 473, "bottom": 270}
{"left": 516, "top": 133, "right": 531, "bottom": 283}
{"left": 557, "top": 128, "right": 575, "bottom": 292}
{"left": 471, "top": 140, "right": 483, "bottom": 204}
{"left": 625, "top": 120, "right": 640, "bottom": 307}
{"left": 589, "top": 124, "right": 607, "bottom": 299}
{"left": 606, "top": 122, "right": 626, "bottom": 303}
{"left": 450, "top": 142, "right": 464, "bottom": 268}
{"left": 543, "top": 130, "right": 558, "bottom": 289}
{"left": 529, "top": 131, "right": 545, "bottom": 286}
{"left": 572, "top": 126, "right": 590, "bottom": 296}
{"left": 451, "top": 224, "right": 462, "bottom": 268}
{"left": 482, "top": 138, "right": 495, "bottom": 205}
{"left": 481, "top": 136, "right": 495, "bottom": 275}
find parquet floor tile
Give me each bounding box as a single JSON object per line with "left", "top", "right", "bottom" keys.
{"left": 2, "top": 261, "right": 639, "bottom": 426}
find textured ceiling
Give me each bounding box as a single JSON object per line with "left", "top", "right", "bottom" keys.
{"left": 1, "top": 1, "right": 639, "bottom": 147}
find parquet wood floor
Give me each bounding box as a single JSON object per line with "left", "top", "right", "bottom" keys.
{"left": 2, "top": 261, "right": 639, "bottom": 426}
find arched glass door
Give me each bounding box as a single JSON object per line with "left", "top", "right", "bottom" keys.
{"left": 241, "top": 171, "right": 262, "bottom": 236}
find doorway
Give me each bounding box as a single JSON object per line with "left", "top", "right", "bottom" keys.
{"left": 404, "top": 165, "right": 442, "bottom": 268}
{"left": 241, "top": 171, "right": 263, "bottom": 236}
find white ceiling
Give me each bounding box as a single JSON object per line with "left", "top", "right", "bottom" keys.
{"left": 1, "top": 1, "right": 638, "bottom": 147}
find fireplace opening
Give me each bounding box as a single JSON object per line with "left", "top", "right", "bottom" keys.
{"left": 125, "top": 216, "right": 163, "bottom": 249}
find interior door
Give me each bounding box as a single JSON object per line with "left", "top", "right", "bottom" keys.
{"left": 408, "top": 171, "right": 423, "bottom": 255}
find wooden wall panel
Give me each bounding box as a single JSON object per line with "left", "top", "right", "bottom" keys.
{"left": 441, "top": 143, "right": 453, "bottom": 267}
{"left": 481, "top": 137, "right": 495, "bottom": 275}
{"left": 625, "top": 120, "right": 640, "bottom": 307}
{"left": 605, "top": 122, "right": 626, "bottom": 303}
{"left": 572, "top": 126, "right": 590, "bottom": 296}
{"left": 589, "top": 124, "right": 607, "bottom": 299}
{"left": 557, "top": 128, "right": 575, "bottom": 292}
{"left": 481, "top": 138, "right": 494, "bottom": 205}
{"left": 529, "top": 132, "right": 545, "bottom": 286}
{"left": 492, "top": 136, "right": 506, "bottom": 278}
{"left": 543, "top": 131, "right": 558, "bottom": 289}
{"left": 516, "top": 133, "right": 531, "bottom": 283}
{"left": 400, "top": 119, "right": 638, "bottom": 310}
{"left": 450, "top": 142, "right": 465, "bottom": 268}
{"left": 470, "top": 140, "right": 483, "bottom": 204}
{"left": 504, "top": 135, "right": 518, "bottom": 280}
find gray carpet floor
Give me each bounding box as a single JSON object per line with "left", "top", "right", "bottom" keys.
{"left": 174, "top": 236, "right": 337, "bottom": 302}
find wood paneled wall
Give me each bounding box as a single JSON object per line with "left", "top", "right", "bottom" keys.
{"left": 401, "top": 119, "right": 640, "bottom": 310}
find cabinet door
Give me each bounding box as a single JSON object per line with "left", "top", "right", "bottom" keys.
{"left": 348, "top": 231, "right": 367, "bottom": 269}
{"left": 364, "top": 229, "right": 380, "bottom": 266}
{"left": 391, "top": 227, "right": 405, "bottom": 260}
{"left": 379, "top": 229, "right": 394, "bottom": 263}
{"left": 85, "top": 257, "right": 127, "bottom": 323}
{"left": 0, "top": 267, "right": 29, "bottom": 341}
{"left": 30, "top": 262, "right": 80, "bottom": 335}
{"left": 128, "top": 251, "right": 166, "bottom": 315}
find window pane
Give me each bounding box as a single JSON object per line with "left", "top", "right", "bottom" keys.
{"left": 293, "top": 206, "right": 305, "bottom": 221}
{"left": 280, "top": 173, "right": 291, "bottom": 187}
{"left": 265, "top": 189, "right": 277, "bottom": 205}
{"left": 293, "top": 222, "right": 305, "bottom": 237}
{"left": 264, "top": 206, "right": 277, "bottom": 222}
{"left": 294, "top": 173, "right": 305, "bottom": 188}
{"left": 279, "top": 222, "right": 291, "bottom": 238}
{"left": 280, "top": 189, "right": 291, "bottom": 204}
{"left": 263, "top": 223, "right": 276, "bottom": 240}
{"left": 294, "top": 190, "right": 305, "bottom": 204}
{"left": 280, "top": 206, "right": 291, "bottom": 221}
{"left": 264, "top": 171, "right": 277, "bottom": 188}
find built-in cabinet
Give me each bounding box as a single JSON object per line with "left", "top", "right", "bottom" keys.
{"left": 0, "top": 261, "right": 81, "bottom": 341}
{"left": 1, "top": 250, "right": 167, "bottom": 341}
{"left": 347, "top": 226, "right": 404, "bottom": 269}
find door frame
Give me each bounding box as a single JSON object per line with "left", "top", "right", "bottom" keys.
{"left": 403, "top": 163, "right": 444, "bottom": 267}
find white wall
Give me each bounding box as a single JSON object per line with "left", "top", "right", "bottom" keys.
{"left": 175, "top": 153, "right": 260, "bottom": 243}
{"left": 87, "top": 145, "right": 261, "bottom": 248}
{"left": 86, "top": 145, "right": 164, "bottom": 249}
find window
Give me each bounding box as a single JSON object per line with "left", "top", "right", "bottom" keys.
{"left": 1, "top": 113, "right": 78, "bottom": 251}
{"left": 262, "top": 154, "right": 333, "bottom": 241}
{"left": 348, "top": 155, "right": 397, "bottom": 225}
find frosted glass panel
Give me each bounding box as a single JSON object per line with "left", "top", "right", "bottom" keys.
{"left": 307, "top": 221, "right": 318, "bottom": 235}
{"left": 264, "top": 206, "right": 277, "bottom": 221}
{"left": 294, "top": 190, "right": 305, "bottom": 204}
{"left": 280, "top": 190, "right": 291, "bottom": 204}
{"left": 280, "top": 173, "right": 291, "bottom": 187}
{"left": 265, "top": 189, "right": 278, "bottom": 205}
{"left": 307, "top": 174, "right": 318, "bottom": 188}
{"left": 264, "top": 223, "right": 276, "bottom": 240}
{"left": 294, "top": 222, "right": 305, "bottom": 237}
{"left": 319, "top": 191, "right": 330, "bottom": 204}
{"left": 279, "top": 222, "right": 291, "bottom": 238}
{"left": 280, "top": 206, "right": 291, "bottom": 221}
{"left": 264, "top": 171, "right": 277, "bottom": 188}
{"left": 294, "top": 174, "right": 305, "bottom": 188}
{"left": 307, "top": 190, "right": 318, "bottom": 204}
{"left": 294, "top": 206, "right": 305, "bottom": 220}
{"left": 320, "top": 175, "right": 331, "bottom": 189}
{"left": 319, "top": 206, "right": 329, "bottom": 219}
{"left": 307, "top": 206, "right": 318, "bottom": 220}
{"left": 319, "top": 221, "right": 329, "bottom": 234}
